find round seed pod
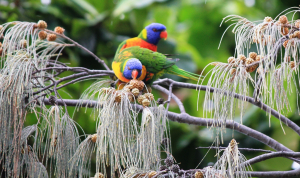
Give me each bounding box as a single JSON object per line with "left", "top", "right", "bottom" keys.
{"left": 142, "top": 99, "right": 150, "bottom": 107}
{"left": 54, "top": 26, "right": 65, "bottom": 34}
{"left": 47, "top": 34, "right": 57, "bottom": 41}
{"left": 91, "top": 134, "right": 97, "bottom": 143}
{"left": 195, "top": 171, "right": 204, "bottom": 178}
{"left": 229, "top": 68, "right": 236, "bottom": 75}
{"left": 293, "top": 31, "right": 300, "bottom": 39}
{"left": 290, "top": 61, "right": 295, "bottom": 69}
{"left": 94, "top": 172, "right": 104, "bottom": 178}
{"left": 264, "top": 16, "right": 273, "bottom": 23}
{"left": 281, "top": 27, "right": 289, "bottom": 36}
{"left": 249, "top": 52, "right": 257, "bottom": 60}
{"left": 137, "top": 95, "right": 146, "bottom": 104}
{"left": 144, "top": 93, "right": 154, "bottom": 101}
{"left": 227, "top": 57, "right": 235, "bottom": 63}
{"left": 130, "top": 79, "right": 144, "bottom": 91}
{"left": 38, "top": 31, "right": 47, "bottom": 40}
{"left": 164, "top": 157, "right": 174, "bottom": 167}
{"left": 20, "top": 39, "right": 27, "bottom": 48}
{"left": 114, "top": 93, "right": 122, "bottom": 103}
{"left": 279, "top": 15, "right": 288, "bottom": 24}
{"left": 170, "top": 165, "right": 180, "bottom": 173}
{"left": 238, "top": 54, "right": 246, "bottom": 63}
{"left": 246, "top": 58, "right": 254, "bottom": 65}
{"left": 37, "top": 20, "right": 47, "bottom": 29}
{"left": 255, "top": 55, "right": 262, "bottom": 62}
{"left": 148, "top": 171, "right": 157, "bottom": 178}
{"left": 131, "top": 88, "right": 140, "bottom": 96}
{"left": 127, "top": 94, "right": 134, "bottom": 102}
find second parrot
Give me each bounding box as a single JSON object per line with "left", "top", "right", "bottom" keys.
{"left": 112, "top": 46, "right": 200, "bottom": 85}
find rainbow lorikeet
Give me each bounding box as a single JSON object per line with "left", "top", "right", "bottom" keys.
{"left": 112, "top": 46, "right": 200, "bottom": 85}
{"left": 115, "top": 23, "right": 167, "bottom": 56}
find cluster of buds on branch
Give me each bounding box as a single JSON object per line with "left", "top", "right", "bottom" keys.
{"left": 101, "top": 79, "right": 154, "bottom": 107}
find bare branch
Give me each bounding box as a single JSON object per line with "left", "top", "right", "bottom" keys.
{"left": 196, "top": 146, "right": 273, "bottom": 153}
{"left": 154, "top": 78, "right": 300, "bottom": 136}
{"left": 243, "top": 151, "right": 300, "bottom": 166}
{"left": 32, "top": 71, "right": 113, "bottom": 95}
{"left": 42, "top": 98, "right": 294, "bottom": 153}
{"left": 246, "top": 169, "right": 300, "bottom": 177}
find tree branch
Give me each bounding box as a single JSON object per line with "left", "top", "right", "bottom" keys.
{"left": 243, "top": 151, "right": 300, "bottom": 166}
{"left": 42, "top": 98, "right": 294, "bottom": 153}
{"left": 153, "top": 78, "right": 300, "bottom": 136}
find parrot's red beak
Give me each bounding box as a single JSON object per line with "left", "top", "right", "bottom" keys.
{"left": 132, "top": 70, "right": 139, "bottom": 80}
{"left": 160, "top": 31, "right": 168, "bottom": 40}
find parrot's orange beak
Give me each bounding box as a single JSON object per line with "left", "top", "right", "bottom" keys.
{"left": 132, "top": 70, "right": 139, "bottom": 80}
{"left": 160, "top": 31, "right": 168, "bottom": 40}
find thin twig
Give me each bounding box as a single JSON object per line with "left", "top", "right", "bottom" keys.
{"left": 152, "top": 85, "right": 186, "bottom": 114}
{"left": 44, "top": 29, "right": 111, "bottom": 71}
{"left": 196, "top": 146, "right": 273, "bottom": 153}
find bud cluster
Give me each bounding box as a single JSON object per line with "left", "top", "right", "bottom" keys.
{"left": 226, "top": 52, "right": 260, "bottom": 74}
{"left": 289, "top": 61, "right": 296, "bottom": 69}
{"left": 195, "top": 171, "right": 204, "bottom": 178}
{"left": 91, "top": 134, "right": 97, "bottom": 143}
{"left": 102, "top": 79, "right": 155, "bottom": 107}
{"left": 35, "top": 20, "right": 67, "bottom": 42}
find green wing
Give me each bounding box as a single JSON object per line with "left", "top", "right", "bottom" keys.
{"left": 123, "top": 47, "right": 175, "bottom": 73}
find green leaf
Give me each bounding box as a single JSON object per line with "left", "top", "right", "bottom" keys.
{"left": 113, "top": 0, "right": 166, "bottom": 17}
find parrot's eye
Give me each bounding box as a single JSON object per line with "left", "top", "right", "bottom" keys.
{"left": 153, "top": 28, "right": 157, "bottom": 32}
{"left": 127, "top": 66, "right": 131, "bottom": 70}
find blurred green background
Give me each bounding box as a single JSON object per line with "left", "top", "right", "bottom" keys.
{"left": 2, "top": 0, "right": 300, "bottom": 176}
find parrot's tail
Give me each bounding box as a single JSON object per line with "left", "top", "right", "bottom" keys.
{"left": 166, "top": 65, "right": 200, "bottom": 81}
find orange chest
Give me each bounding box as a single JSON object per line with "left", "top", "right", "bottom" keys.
{"left": 121, "top": 38, "right": 157, "bottom": 52}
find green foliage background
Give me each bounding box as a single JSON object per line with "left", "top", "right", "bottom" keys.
{"left": 2, "top": 0, "right": 300, "bottom": 176}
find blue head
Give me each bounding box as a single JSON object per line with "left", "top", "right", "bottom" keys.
{"left": 123, "top": 58, "right": 143, "bottom": 80}
{"left": 144, "top": 23, "right": 167, "bottom": 45}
